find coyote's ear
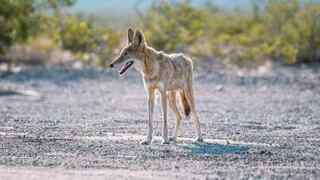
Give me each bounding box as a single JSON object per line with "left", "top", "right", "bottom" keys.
{"left": 133, "top": 30, "right": 145, "bottom": 47}
{"left": 128, "top": 28, "right": 134, "bottom": 43}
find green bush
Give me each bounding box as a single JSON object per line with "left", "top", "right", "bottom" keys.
{"left": 60, "top": 16, "right": 95, "bottom": 52}
{"left": 143, "top": 2, "right": 206, "bottom": 53}
{"left": 1, "top": 1, "right": 121, "bottom": 67}
{"left": 0, "top": 0, "right": 78, "bottom": 54}
{"left": 0, "top": 0, "right": 37, "bottom": 54}
{"left": 141, "top": 0, "right": 320, "bottom": 66}
{"left": 57, "top": 16, "right": 121, "bottom": 66}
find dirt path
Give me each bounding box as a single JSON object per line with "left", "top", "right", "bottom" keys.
{"left": 0, "top": 66, "right": 320, "bottom": 179}
{"left": 0, "top": 166, "right": 205, "bottom": 180}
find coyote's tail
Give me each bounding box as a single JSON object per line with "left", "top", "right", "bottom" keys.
{"left": 180, "top": 91, "right": 191, "bottom": 117}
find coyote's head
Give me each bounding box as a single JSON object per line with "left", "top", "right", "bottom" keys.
{"left": 109, "top": 28, "right": 147, "bottom": 76}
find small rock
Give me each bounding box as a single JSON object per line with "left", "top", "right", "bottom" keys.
{"left": 215, "top": 85, "right": 224, "bottom": 91}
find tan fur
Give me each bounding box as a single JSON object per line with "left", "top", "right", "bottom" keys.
{"left": 180, "top": 91, "right": 191, "bottom": 117}
{"left": 110, "top": 29, "right": 203, "bottom": 144}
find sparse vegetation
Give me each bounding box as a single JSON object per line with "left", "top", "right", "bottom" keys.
{"left": 143, "top": 0, "right": 320, "bottom": 66}
{"left": 1, "top": 0, "right": 320, "bottom": 69}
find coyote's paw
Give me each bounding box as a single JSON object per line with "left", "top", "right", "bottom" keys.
{"left": 161, "top": 139, "right": 170, "bottom": 145}
{"left": 140, "top": 140, "right": 151, "bottom": 145}
{"left": 194, "top": 137, "right": 204, "bottom": 143}
{"left": 169, "top": 137, "right": 177, "bottom": 143}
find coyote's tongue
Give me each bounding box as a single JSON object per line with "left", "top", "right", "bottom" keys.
{"left": 119, "top": 61, "right": 134, "bottom": 75}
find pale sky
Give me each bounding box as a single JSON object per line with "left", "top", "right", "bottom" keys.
{"left": 71, "top": 0, "right": 252, "bottom": 13}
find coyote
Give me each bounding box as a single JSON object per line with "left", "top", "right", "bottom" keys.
{"left": 109, "top": 28, "right": 202, "bottom": 144}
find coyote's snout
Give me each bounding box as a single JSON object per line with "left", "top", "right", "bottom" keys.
{"left": 110, "top": 28, "right": 202, "bottom": 145}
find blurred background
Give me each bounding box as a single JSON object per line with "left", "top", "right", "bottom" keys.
{"left": 1, "top": 0, "right": 320, "bottom": 73}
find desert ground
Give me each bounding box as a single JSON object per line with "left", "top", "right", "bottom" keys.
{"left": 0, "top": 64, "right": 320, "bottom": 179}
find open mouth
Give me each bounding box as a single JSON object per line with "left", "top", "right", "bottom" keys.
{"left": 119, "top": 61, "right": 134, "bottom": 75}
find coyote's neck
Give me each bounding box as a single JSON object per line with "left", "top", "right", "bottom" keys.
{"left": 140, "top": 46, "right": 162, "bottom": 80}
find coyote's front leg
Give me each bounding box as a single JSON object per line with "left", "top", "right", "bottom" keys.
{"left": 141, "top": 88, "right": 155, "bottom": 145}
{"left": 160, "top": 89, "right": 169, "bottom": 144}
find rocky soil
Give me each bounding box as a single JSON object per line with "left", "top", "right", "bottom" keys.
{"left": 0, "top": 65, "right": 320, "bottom": 179}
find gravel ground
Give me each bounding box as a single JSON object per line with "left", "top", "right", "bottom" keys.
{"left": 0, "top": 65, "right": 320, "bottom": 179}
